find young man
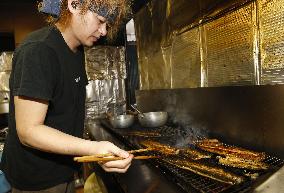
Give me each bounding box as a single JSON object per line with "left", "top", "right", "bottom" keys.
{"left": 0, "top": 0, "right": 133, "bottom": 192}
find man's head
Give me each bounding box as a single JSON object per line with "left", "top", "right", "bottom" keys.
{"left": 39, "top": 0, "right": 130, "bottom": 45}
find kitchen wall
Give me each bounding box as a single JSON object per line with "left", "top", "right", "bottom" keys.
{"left": 0, "top": 52, "right": 12, "bottom": 102}
{"left": 0, "top": 1, "right": 45, "bottom": 47}
{"left": 132, "top": 0, "right": 284, "bottom": 159}
{"left": 134, "top": 0, "right": 284, "bottom": 89}
{"left": 0, "top": 1, "right": 45, "bottom": 103}
{"left": 136, "top": 85, "right": 284, "bottom": 159}
{"left": 85, "top": 46, "right": 127, "bottom": 121}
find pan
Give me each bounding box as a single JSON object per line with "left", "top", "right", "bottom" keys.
{"left": 138, "top": 111, "right": 168, "bottom": 127}
{"left": 130, "top": 105, "right": 168, "bottom": 127}
{"left": 109, "top": 114, "right": 134, "bottom": 129}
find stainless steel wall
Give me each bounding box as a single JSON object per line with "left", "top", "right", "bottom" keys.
{"left": 0, "top": 52, "right": 12, "bottom": 102}
{"left": 135, "top": 0, "right": 284, "bottom": 89}
{"left": 0, "top": 52, "right": 12, "bottom": 92}
{"left": 259, "top": 0, "right": 284, "bottom": 84}
{"left": 204, "top": 4, "right": 256, "bottom": 86}
{"left": 84, "top": 46, "right": 127, "bottom": 120}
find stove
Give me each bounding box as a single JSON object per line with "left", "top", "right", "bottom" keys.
{"left": 101, "top": 120, "right": 284, "bottom": 193}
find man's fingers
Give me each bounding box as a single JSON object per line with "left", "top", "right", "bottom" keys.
{"left": 96, "top": 141, "right": 134, "bottom": 173}
{"left": 101, "top": 163, "right": 131, "bottom": 173}
{"left": 103, "top": 154, "right": 133, "bottom": 169}
{"left": 108, "top": 143, "right": 129, "bottom": 158}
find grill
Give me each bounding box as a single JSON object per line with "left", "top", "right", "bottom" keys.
{"left": 101, "top": 120, "right": 284, "bottom": 193}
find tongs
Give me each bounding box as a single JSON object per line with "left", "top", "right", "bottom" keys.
{"left": 74, "top": 148, "right": 157, "bottom": 162}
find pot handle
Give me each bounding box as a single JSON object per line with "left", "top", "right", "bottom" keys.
{"left": 130, "top": 104, "right": 145, "bottom": 118}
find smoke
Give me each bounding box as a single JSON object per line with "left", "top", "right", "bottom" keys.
{"left": 171, "top": 112, "right": 209, "bottom": 148}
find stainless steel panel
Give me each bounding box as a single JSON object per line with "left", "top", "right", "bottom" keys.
{"left": 147, "top": 50, "right": 172, "bottom": 89}
{"left": 85, "top": 46, "right": 126, "bottom": 80}
{"left": 0, "top": 52, "right": 13, "bottom": 72}
{"left": 204, "top": 3, "right": 256, "bottom": 86}
{"left": 135, "top": 0, "right": 257, "bottom": 89}
{"left": 254, "top": 165, "right": 284, "bottom": 193}
{"left": 171, "top": 28, "right": 201, "bottom": 88}
{"left": 0, "top": 72, "right": 10, "bottom": 92}
{"left": 259, "top": 0, "right": 284, "bottom": 84}
{"left": 85, "top": 79, "right": 126, "bottom": 120}
{"left": 135, "top": 0, "right": 171, "bottom": 89}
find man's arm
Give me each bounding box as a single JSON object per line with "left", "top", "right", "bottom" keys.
{"left": 14, "top": 95, "right": 133, "bottom": 172}
{"left": 14, "top": 95, "right": 95, "bottom": 156}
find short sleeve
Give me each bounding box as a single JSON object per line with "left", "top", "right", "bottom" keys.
{"left": 11, "top": 42, "right": 58, "bottom": 101}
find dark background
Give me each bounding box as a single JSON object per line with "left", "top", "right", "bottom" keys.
{"left": 0, "top": 0, "right": 149, "bottom": 49}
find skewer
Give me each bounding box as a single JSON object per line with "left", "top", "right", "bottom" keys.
{"left": 74, "top": 148, "right": 152, "bottom": 161}
{"left": 74, "top": 155, "right": 158, "bottom": 162}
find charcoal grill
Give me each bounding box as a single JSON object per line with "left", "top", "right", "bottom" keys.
{"left": 101, "top": 120, "right": 284, "bottom": 193}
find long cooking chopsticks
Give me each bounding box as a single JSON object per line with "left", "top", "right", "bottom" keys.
{"left": 74, "top": 155, "right": 158, "bottom": 162}
{"left": 74, "top": 148, "right": 155, "bottom": 162}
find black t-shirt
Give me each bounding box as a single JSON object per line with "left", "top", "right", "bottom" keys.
{"left": 0, "top": 26, "right": 88, "bottom": 190}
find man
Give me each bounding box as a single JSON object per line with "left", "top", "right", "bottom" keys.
{"left": 0, "top": 0, "right": 133, "bottom": 192}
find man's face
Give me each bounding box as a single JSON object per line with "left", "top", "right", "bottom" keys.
{"left": 72, "top": 10, "right": 108, "bottom": 47}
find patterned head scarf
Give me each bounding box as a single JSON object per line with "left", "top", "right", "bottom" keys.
{"left": 39, "top": 0, "right": 62, "bottom": 17}
{"left": 40, "top": 0, "right": 120, "bottom": 24}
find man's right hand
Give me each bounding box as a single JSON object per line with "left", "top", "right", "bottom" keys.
{"left": 90, "top": 141, "right": 134, "bottom": 173}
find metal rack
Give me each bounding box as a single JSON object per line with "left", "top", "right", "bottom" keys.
{"left": 101, "top": 121, "right": 284, "bottom": 193}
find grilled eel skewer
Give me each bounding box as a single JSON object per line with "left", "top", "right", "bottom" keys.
{"left": 218, "top": 156, "right": 269, "bottom": 170}
{"left": 141, "top": 140, "right": 211, "bottom": 160}
{"left": 164, "top": 158, "right": 244, "bottom": 184}
{"left": 140, "top": 140, "right": 179, "bottom": 155}
{"left": 195, "top": 139, "right": 268, "bottom": 170}
{"left": 195, "top": 139, "right": 266, "bottom": 161}
{"left": 141, "top": 140, "right": 243, "bottom": 184}
{"left": 125, "top": 131, "right": 162, "bottom": 137}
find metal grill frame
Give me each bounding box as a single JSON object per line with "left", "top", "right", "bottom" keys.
{"left": 101, "top": 121, "right": 284, "bottom": 193}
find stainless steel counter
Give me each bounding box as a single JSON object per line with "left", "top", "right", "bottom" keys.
{"left": 253, "top": 165, "right": 284, "bottom": 193}
{"left": 86, "top": 121, "right": 185, "bottom": 193}
{"left": 86, "top": 120, "right": 284, "bottom": 193}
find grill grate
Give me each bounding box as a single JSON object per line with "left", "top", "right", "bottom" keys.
{"left": 155, "top": 160, "right": 232, "bottom": 193}
{"left": 102, "top": 121, "right": 284, "bottom": 193}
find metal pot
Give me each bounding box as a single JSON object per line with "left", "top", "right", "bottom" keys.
{"left": 138, "top": 111, "right": 168, "bottom": 127}
{"left": 109, "top": 114, "right": 134, "bottom": 129}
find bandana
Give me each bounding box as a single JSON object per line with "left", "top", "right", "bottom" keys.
{"left": 89, "top": 4, "right": 118, "bottom": 24}
{"left": 40, "top": 0, "right": 61, "bottom": 17}
{"left": 40, "top": 0, "right": 119, "bottom": 24}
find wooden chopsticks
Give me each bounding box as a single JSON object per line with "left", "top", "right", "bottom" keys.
{"left": 74, "top": 155, "right": 158, "bottom": 162}
{"left": 74, "top": 148, "right": 156, "bottom": 163}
